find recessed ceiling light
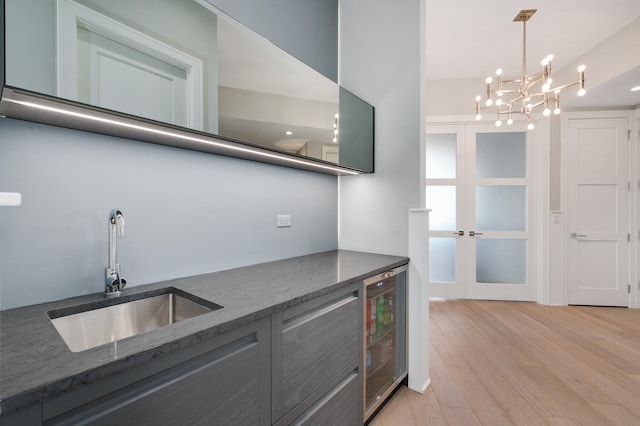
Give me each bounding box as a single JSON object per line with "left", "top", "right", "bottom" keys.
{"left": 285, "top": 131, "right": 293, "bottom": 135}
{"left": 631, "top": 86, "right": 640, "bottom": 92}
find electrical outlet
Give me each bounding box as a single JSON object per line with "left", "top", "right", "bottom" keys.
{"left": 277, "top": 214, "right": 292, "bottom": 228}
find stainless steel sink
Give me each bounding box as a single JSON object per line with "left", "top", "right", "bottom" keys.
{"left": 48, "top": 287, "right": 222, "bottom": 352}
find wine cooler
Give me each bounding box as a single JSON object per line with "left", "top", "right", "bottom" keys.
{"left": 363, "top": 264, "right": 407, "bottom": 420}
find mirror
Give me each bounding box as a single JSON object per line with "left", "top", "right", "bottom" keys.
{"left": 3, "top": 0, "right": 374, "bottom": 173}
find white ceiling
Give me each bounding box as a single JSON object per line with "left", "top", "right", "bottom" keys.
{"left": 426, "top": 0, "right": 640, "bottom": 108}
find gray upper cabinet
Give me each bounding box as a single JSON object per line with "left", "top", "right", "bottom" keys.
{"left": 0, "top": 0, "right": 374, "bottom": 174}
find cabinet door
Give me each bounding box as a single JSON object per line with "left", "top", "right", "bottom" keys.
{"left": 271, "top": 284, "right": 361, "bottom": 422}
{"left": 45, "top": 319, "right": 270, "bottom": 426}
{"left": 0, "top": 403, "right": 41, "bottom": 425}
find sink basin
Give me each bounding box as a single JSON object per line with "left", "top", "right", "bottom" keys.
{"left": 47, "top": 287, "right": 223, "bottom": 352}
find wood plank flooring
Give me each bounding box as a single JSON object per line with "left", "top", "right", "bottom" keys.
{"left": 369, "top": 299, "right": 640, "bottom": 425}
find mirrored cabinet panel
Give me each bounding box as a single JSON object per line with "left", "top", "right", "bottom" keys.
{"left": 1, "top": 0, "right": 374, "bottom": 174}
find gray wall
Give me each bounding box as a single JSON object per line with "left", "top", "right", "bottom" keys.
{"left": 0, "top": 0, "right": 341, "bottom": 310}
{"left": 0, "top": 119, "right": 337, "bottom": 310}
{"left": 338, "top": 0, "right": 423, "bottom": 256}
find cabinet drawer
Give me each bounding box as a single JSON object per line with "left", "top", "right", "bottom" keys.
{"left": 44, "top": 319, "right": 270, "bottom": 426}
{"left": 0, "top": 403, "right": 41, "bottom": 426}
{"left": 276, "top": 365, "right": 360, "bottom": 426}
{"left": 272, "top": 284, "right": 361, "bottom": 420}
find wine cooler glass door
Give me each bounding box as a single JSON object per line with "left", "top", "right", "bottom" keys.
{"left": 364, "top": 266, "right": 407, "bottom": 418}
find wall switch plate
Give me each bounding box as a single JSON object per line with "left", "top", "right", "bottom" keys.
{"left": 0, "top": 192, "right": 22, "bottom": 206}
{"left": 277, "top": 214, "right": 292, "bottom": 228}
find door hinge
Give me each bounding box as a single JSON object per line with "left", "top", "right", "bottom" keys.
{"left": 628, "top": 233, "right": 631, "bottom": 242}
{"left": 629, "top": 284, "right": 631, "bottom": 294}
{"left": 628, "top": 129, "right": 632, "bottom": 140}
{"left": 628, "top": 182, "right": 631, "bottom": 191}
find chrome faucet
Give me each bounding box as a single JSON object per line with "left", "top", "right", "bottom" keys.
{"left": 106, "top": 209, "right": 126, "bottom": 297}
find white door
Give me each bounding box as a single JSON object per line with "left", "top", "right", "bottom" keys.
{"left": 425, "top": 125, "right": 465, "bottom": 299}
{"left": 57, "top": 0, "right": 203, "bottom": 129}
{"left": 426, "top": 124, "right": 537, "bottom": 301}
{"left": 567, "top": 117, "right": 629, "bottom": 307}
{"left": 81, "top": 28, "right": 190, "bottom": 126}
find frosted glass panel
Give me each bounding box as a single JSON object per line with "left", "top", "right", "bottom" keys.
{"left": 429, "top": 238, "right": 456, "bottom": 283}
{"left": 476, "top": 186, "right": 526, "bottom": 231}
{"left": 476, "top": 132, "right": 526, "bottom": 178}
{"left": 426, "top": 186, "right": 456, "bottom": 230}
{"left": 426, "top": 133, "right": 456, "bottom": 178}
{"left": 476, "top": 239, "right": 526, "bottom": 284}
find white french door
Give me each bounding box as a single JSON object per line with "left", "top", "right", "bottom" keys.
{"left": 566, "top": 117, "right": 629, "bottom": 307}
{"left": 426, "top": 124, "right": 537, "bottom": 301}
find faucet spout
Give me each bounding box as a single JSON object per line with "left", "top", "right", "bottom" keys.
{"left": 106, "top": 209, "right": 126, "bottom": 297}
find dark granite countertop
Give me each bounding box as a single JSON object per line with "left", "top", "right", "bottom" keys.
{"left": 0, "top": 249, "right": 408, "bottom": 415}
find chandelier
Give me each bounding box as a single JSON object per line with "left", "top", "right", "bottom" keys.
{"left": 474, "top": 9, "right": 586, "bottom": 130}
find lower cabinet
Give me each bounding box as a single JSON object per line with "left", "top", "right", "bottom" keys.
{"left": 271, "top": 283, "right": 363, "bottom": 425}
{"left": 0, "top": 403, "right": 41, "bottom": 426}
{"left": 43, "top": 319, "right": 271, "bottom": 426}
{"left": 2, "top": 282, "right": 369, "bottom": 425}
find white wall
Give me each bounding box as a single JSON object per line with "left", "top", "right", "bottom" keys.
{"left": 338, "top": 0, "right": 424, "bottom": 256}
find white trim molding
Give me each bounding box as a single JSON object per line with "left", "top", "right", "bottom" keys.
{"left": 56, "top": 0, "right": 204, "bottom": 129}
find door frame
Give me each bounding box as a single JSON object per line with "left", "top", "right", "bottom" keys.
{"left": 560, "top": 110, "right": 638, "bottom": 308}
{"left": 56, "top": 0, "right": 204, "bottom": 130}
{"left": 425, "top": 116, "right": 546, "bottom": 302}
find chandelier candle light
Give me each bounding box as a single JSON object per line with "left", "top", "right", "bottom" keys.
{"left": 474, "top": 9, "right": 586, "bottom": 130}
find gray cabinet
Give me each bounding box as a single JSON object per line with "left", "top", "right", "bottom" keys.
{"left": 0, "top": 403, "right": 41, "bottom": 426}
{"left": 43, "top": 319, "right": 270, "bottom": 426}
{"left": 271, "top": 283, "right": 362, "bottom": 425}
{"left": 1, "top": 280, "right": 373, "bottom": 425}
{"left": 274, "top": 361, "right": 361, "bottom": 426}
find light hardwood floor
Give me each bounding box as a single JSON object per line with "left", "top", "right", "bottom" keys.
{"left": 369, "top": 299, "right": 640, "bottom": 425}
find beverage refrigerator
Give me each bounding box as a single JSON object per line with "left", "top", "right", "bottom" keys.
{"left": 363, "top": 264, "right": 407, "bottom": 421}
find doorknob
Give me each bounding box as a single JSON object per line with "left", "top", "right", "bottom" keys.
{"left": 569, "top": 232, "right": 588, "bottom": 238}
{"left": 453, "top": 230, "right": 464, "bottom": 236}
{"left": 469, "top": 231, "right": 484, "bottom": 237}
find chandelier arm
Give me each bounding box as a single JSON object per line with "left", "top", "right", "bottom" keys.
{"left": 545, "top": 94, "right": 559, "bottom": 102}
{"left": 499, "top": 78, "right": 522, "bottom": 85}
{"left": 527, "top": 74, "right": 544, "bottom": 85}
{"left": 506, "top": 95, "right": 525, "bottom": 104}
{"left": 528, "top": 100, "right": 545, "bottom": 109}
{"left": 547, "top": 81, "right": 579, "bottom": 92}
{"left": 492, "top": 89, "right": 520, "bottom": 95}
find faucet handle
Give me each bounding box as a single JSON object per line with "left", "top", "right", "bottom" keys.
{"left": 114, "top": 263, "right": 126, "bottom": 291}
{"left": 105, "top": 264, "right": 126, "bottom": 296}
{"left": 110, "top": 209, "right": 125, "bottom": 238}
